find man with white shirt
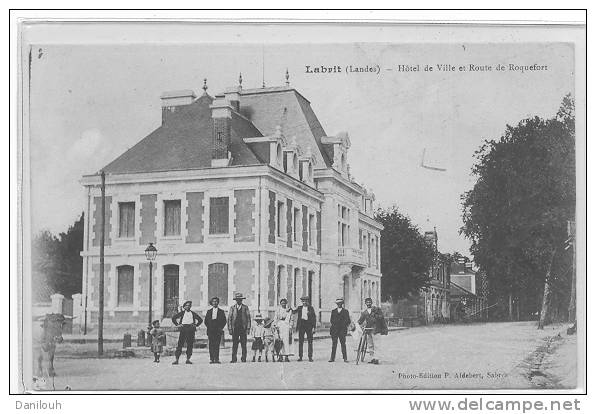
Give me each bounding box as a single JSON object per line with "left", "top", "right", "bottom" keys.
{"left": 295, "top": 296, "right": 316, "bottom": 362}
{"left": 357, "top": 297, "right": 388, "bottom": 365}
{"left": 204, "top": 297, "right": 227, "bottom": 364}
{"left": 171, "top": 300, "right": 203, "bottom": 365}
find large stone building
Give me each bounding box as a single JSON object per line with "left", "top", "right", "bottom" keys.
{"left": 79, "top": 78, "right": 383, "bottom": 329}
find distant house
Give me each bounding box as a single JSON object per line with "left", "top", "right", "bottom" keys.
{"left": 79, "top": 78, "right": 383, "bottom": 328}
{"left": 385, "top": 228, "right": 451, "bottom": 326}
{"left": 449, "top": 261, "right": 487, "bottom": 321}
{"left": 422, "top": 229, "right": 450, "bottom": 323}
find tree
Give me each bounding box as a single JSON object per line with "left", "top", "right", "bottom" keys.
{"left": 55, "top": 213, "right": 84, "bottom": 296}
{"left": 32, "top": 230, "right": 59, "bottom": 302}
{"left": 461, "top": 95, "right": 575, "bottom": 324}
{"left": 375, "top": 206, "right": 435, "bottom": 301}
{"left": 31, "top": 213, "right": 84, "bottom": 300}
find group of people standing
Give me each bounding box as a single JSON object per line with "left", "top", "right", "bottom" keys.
{"left": 149, "top": 292, "right": 387, "bottom": 365}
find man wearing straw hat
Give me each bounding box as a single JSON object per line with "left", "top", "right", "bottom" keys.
{"left": 171, "top": 300, "right": 203, "bottom": 365}
{"left": 329, "top": 297, "right": 351, "bottom": 363}
{"left": 228, "top": 292, "right": 251, "bottom": 363}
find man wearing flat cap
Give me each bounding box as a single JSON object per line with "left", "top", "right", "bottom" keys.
{"left": 204, "top": 297, "right": 227, "bottom": 364}
{"left": 171, "top": 300, "right": 203, "bottom": 365}
{"left": 295, "top": 296, "right": 316, "bottom": 362}
{"left": 329, "top": 298, "right": 351, "bottom": 362}
{"left": 228, "top": 293, "right": 251, "bottom": 363}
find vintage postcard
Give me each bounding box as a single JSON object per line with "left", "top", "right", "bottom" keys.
{"left": 15, "top": 17, "right": 585, "bottom": 393}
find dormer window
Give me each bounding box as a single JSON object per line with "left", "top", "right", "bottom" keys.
{"left": 321, "top": 132, "right": 351, "bottom": 177}
{"left": 283, "top": 149, "right": 298, "bottom": 177}
{"left": 277, "top": 143, "right": 283, "bottom": 167}
{"left": 299, "top": 146, "right": 316, "bottom": 185}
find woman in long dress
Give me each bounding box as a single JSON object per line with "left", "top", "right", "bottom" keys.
{"left": 274, "top": 298, "right": 294, "bottom": 362}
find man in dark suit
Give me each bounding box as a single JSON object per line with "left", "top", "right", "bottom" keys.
{"left": 171, "top": 300, "right": 203, "bottom": 365}
{"left": 228, "top": 292, "right": 251, "bottom": 363}
{"left": 295, "top": 296, "right": 316, "bottom": 362}
{"left": 329, "top": 297, "right": 351, "bottom": 362}
{"left": 204, "top": 296, "right": 227, "bottom": 364}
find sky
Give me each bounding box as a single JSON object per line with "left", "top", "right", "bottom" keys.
{"left": 28, "top": 42, "right": 574, "bottom": 255}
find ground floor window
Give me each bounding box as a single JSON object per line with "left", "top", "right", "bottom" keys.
{"left": 163, "top": 264, "right": 179, "bottom": 318}
{"left": 117, "top": 265, "right": 134, "bottom": 306}
{"left": 208, "top": 263, "right": 228, "bottom": 306}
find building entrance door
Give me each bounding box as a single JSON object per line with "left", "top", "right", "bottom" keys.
{"left": 163, "top": 265, "right": 179, "bottom": 318}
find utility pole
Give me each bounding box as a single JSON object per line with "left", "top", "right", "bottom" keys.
{"left": 98, "top": 171, "right": 106, "bottom": 355}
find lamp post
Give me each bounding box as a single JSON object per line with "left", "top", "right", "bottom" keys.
{"left": 145, "top": 242, "right": 157, "bottom": 335}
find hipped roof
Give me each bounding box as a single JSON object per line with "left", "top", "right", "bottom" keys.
{"left": 101, "top": 86, "right": 333, "bottom": 175}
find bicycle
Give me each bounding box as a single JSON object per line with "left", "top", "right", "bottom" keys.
{"left": 355, "top": 327, "right": 374, "bottom": 365}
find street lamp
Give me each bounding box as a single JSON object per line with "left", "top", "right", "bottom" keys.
{"left": 145, "top": 242, "right": 157, "bottom": 336}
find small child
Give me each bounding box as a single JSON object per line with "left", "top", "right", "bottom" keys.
{"left": 263, "top": 318, "right": 275, "bottom": 362}
{"left": 251, "top": 314, "right": 266, "bottom": 362}
{"left": 150, "top": 320, "right": 165, "bottom": 363}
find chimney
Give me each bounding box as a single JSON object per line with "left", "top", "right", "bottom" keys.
{"left": 160, "top": 90, "right": 196, "bottom": 124}
{"left": 224, "top": 87, "right": 241, "bottom": 112}
{"left": 210, "top": 94, "right": 233, "bottom": 167}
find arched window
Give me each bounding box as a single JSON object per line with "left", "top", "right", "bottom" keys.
{"left": 371, "top": 281, "right": 376, "bottom": 304}
{"left": 163, "top": 264, "right": 179, "bottom": 318}
{"left": 276, "top": 265, "right": 284, "bottom": 305}
{"left": 308, "top": 270, "right": 314, "bottom": 301}
{"left": 208, "top": 263, "right": 228, "bottom": 306}
{"left": 293, "top": 267, "right": 300, "bottom": 304}
{"left": 117, "top": 265, "right": 134, "bottom": 306}
{"left": 343, "top": 275, "right": 350, "bottom": 309}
